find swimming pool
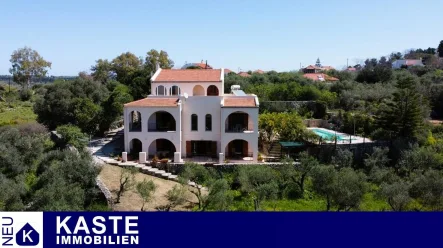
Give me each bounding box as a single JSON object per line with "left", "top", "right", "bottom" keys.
{"left": 309, "top": 128, "right": 356, "bottom": 141}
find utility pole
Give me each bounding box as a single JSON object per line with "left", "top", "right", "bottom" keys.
{"left": 347, "top": 58, "right": 349, "bottom": 68}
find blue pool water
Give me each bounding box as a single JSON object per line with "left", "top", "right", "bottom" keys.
{"left": 310, "top": 128, "right": 355, "bottom": 141}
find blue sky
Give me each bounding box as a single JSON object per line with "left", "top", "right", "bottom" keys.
{"left": 1, "top": 0, "right": 442, "bottom": 75}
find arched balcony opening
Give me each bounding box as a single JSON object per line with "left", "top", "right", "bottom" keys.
{"left": 193, "top": 85, "right": 205, "bottom": 96}
{"left": 129, "top": 138, "right": 143, "bottom": 155}
{"left": 225, "top": 139, "right": 252, "bottom": 160}
{"left": 148, "top": 139, "right": 176, "bottom": 159}
{"left": 148, "top": 111, "right": 176, "bottom": 132}
{"left": 207, "top": 85, "right": 219, "bottom": 96}
{"left": 129, "top": 111, "right": 142, "bottom": 132}
{"left": 225, "top": 111, "right": 254, "bottom": 133}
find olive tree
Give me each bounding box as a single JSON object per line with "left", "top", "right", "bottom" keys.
{"left": 332, "top": 168, "right": 367, "bottom": 211}
{"left": 160, "top": 184, "right": 188, "bottom": 211}
{"left": 116, "top": 168, "right": 137, "bottom": 203}
{"left": 378, "top": 180, "right": 411, "bottom": 211}
{"left": 237, "top": 165, "right": 278, "bottom": 211}
{"left": 179, "top": 163, "right": 214, "bottom": 210}
{"left": 278, "top": 153, "right": 318, "bottom": 197}
{"left": 136, "top": 179, "right": 157, "bottom": 211}
{"left": 311, "top": 165, "right": 337, "bottom": 211}
{"left": 410, "top": 170, "right": 443, "bottom": 210}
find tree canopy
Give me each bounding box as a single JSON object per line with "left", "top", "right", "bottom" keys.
{"left": 9, "top": 47, "right": 52, "bottom": 89}
{"left": 375, "top": 73, "right": 424, "bottom": 139}
{"left": 0, "top": 124, "right": 103, "bottom": 211}
{"left": 33, "top": 78, "right": 132, "bottom": 134}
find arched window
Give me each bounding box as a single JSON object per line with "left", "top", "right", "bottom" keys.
{"left": 191, "top": 114, "right": 198, "bottom": 131}
{"left": 129, "top": 111, "right": 142, "bottom": 132}
{"left": 205, "top": 114, "right": 212, "bottom": 131}
{"left": 193, "top": 85, "right": 205, "bottom": 96}
{"left": 169, "top": 85, "right": 181, "bottom": 96}
{"left": 156, "top": 85, "right": 166, "bottom": 96}
{"left": 207, "top": 85, "right": 219, "bottom": 96}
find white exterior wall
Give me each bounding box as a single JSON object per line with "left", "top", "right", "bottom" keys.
{"left": 392, "top": 60, "right": 424, "bottom": 69}
{"left": 220, "top": 106, "right": 259, "bottom": 162}
{"left": 124, "top": 102, "right": 182, "bottom": 158}
{"left": 123, "top": 68, "right": 259, "bottom": 162}
{"left": 181, "top": 96, "right": 223, "bottom": 156}
{"left": 151, "top": 82, "right": 223, "bottom": 96}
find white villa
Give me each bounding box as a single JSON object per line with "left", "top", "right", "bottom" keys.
{"left": 123, "top": 68, "right": 259, "bottom": 163}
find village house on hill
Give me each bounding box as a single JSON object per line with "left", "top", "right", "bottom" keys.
{"left": 301, "top": 58, "right": 339, "bottom": 82}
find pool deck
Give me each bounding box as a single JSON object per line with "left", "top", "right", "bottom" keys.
{"left": 308, "top": 127, "right": 372, "bottom": 144}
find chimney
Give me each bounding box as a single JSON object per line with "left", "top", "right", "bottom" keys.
{"left": 205, "top": 60, "right": 208, "bottom": 69}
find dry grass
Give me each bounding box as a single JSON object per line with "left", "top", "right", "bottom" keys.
{"left": 99, "top": 164, "right": 197, "bottom": 211}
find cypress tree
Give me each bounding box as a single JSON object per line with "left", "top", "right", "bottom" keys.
{"left": 438, "top": 40, "right": 443, "bottom": 58}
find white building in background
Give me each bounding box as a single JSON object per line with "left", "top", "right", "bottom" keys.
{"left": 392, "top": 59, "right": 424, "bottom": 69}
{"left": 123, "top": 68, "right": 259, "bottom": 162}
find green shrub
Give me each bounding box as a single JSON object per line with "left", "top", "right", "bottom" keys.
{"left": 19, "top": 89, "right": 32, "bottom": 101}
{"left": 56, "top": 124, "right": 88, "bottom": 149}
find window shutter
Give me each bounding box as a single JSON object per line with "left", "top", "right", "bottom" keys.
{"left": 186, "top": 141, "right": 191, "bottom": 157}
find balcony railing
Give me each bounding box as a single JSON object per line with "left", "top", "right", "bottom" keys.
{"left": 225, "top": 125, "right": 253, "bottom": 133}
{"left": 226, "top": 152, "right": 253, "bottom": 159}
{"left": 148, "top": 123, "right": 176, "bottom": 132}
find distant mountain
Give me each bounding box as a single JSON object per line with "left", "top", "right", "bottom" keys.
{"left": 0, "top": 75, "right": 77, "bottom": 84}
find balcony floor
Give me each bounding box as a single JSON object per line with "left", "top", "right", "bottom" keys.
{"left": 182, "top": 156, "right": 255, "bottom": 164}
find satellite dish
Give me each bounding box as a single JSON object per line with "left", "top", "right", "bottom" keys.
{"left": 183, "top": 93, "right": 188, "bottom": 99}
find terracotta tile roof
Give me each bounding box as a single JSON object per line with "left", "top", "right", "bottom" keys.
{"left": 254, "top": 69, "right": 265, "bottom": 74}
{"left": 124, "top": 98, "right": 179, "bottom": 107}
{"left": 305, "top": 65, "right": 318, "bottom": 70}
{"left": 181, "top": 62, "right": 213, "bottom": 69}
{"left": 304, "top": 65, "right": 334, "bottom": 71}
{"left": 154, "top": 69, "right": 222, "bottom": 82}
{"left": 346, "top": 67, "right": 357, "bottom": 71}
{"left": 224, "top": 69, "right": 233, "bottom": 74}
{"left": 303, "top": 73, "right": 339, "bottom": 82}
{"left": 223, "top": 98, "right": 256, "bottom": 107}
{"left": 321, "top": 66, "right": 334, "bottom": 70}
{"left": 238, "top": 72, "right": 251, "bottom": 77}
{"left": 194, "top": 63, "right": 213, "bottom": 69}
{"left": 405, "top": 60, "right": 423, "bottom": 66}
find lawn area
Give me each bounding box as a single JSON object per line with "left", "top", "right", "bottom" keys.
{"left": 231, "top": 191, "right": 391, "bottom": 211}
{"left": 0, "top": 101, "right": 36, "bottom": 127}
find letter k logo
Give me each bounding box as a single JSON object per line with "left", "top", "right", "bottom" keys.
{"left": 16, "top": 223, "right": 39, "bottom": 246}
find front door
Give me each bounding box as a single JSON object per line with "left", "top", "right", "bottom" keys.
{"left": 190, "top": 141, "right": 216, "bottom": 157}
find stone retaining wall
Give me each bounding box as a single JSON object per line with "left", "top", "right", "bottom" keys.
{"left": 164, "top": 162, "right": 286, "bottom": 174}
{"left": 96, "top": 177, "right": 114, "bottom": 210}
